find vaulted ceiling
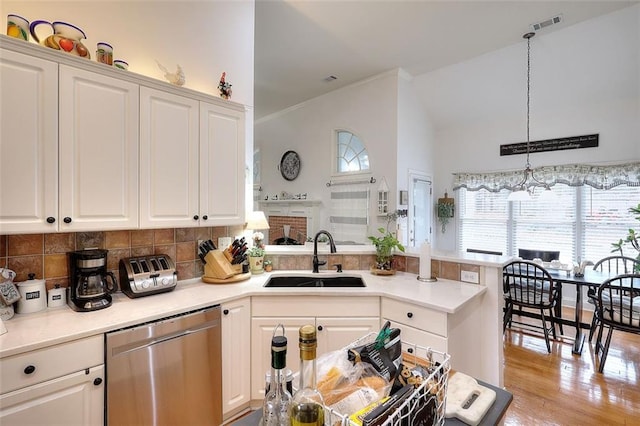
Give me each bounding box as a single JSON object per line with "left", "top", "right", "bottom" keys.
{"left": 254, "top": 0, "right": 637, "bottom": 120}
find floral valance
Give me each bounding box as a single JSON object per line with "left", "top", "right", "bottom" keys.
{"left": 452, "top": 162, "right": 640, "bottom": 192}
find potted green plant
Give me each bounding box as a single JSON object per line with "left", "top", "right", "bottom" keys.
{"left": 368, "top": 227, "right": 405, "bottom": 272}
{"left": 263, "top": 259, "right": 273, "bottom": 272}
{"left": 247, "top": 246, "right": 265, "bottom": 274}
{"left": 611, "top": 203, "right": 640, "bottom": 272}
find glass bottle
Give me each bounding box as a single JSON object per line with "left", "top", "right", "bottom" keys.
{"left": 263, "top": 330, "right": 292, "bottom": 426}
{"left": 289, "top": 325, "right": 325, "bottom": 426}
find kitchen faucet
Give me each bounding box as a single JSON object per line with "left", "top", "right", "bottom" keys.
{"left": 312, "top": 230, "right": 337, "bottom": 273}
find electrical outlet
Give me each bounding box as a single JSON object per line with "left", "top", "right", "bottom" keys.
{"left": 461, "top": 270, "right": 479, "bottom": 284}
{"left": 197, "top": 239, "right": 204, "bottom": 248}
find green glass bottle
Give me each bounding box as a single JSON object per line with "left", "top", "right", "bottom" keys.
{"left": 289, "top": 325, "right": 325, "bottom": 426}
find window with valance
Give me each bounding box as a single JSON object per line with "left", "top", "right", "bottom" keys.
{"left": 453, "top": 162, "right": 640, "bottom": 262}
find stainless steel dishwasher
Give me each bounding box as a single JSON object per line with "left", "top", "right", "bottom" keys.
{"left": 106, "top": 305, "right": 222, "bottom": 425}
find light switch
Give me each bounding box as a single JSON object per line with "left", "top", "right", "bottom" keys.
{"left": 461, "top": 270, "right": 479, "bottom": 284}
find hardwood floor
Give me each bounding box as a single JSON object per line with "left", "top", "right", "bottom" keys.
{"left": 502, "top": 310, "right": 640, "bottom": 425}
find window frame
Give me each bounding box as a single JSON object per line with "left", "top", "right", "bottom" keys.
{"left": 332, "top": 129, "right": 371, "bottom": 177}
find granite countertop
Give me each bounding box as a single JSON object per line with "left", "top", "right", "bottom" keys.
{"left": 0, "top": 270, "right": 486, "bottom": 359}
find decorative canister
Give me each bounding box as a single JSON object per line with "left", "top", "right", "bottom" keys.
{"left": 16, "top": 274, "right": 47, "bottom": 314}
{"left": 48, "top": 284, "right": 66, "bottom": 308}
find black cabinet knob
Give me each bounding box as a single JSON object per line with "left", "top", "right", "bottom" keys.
{"left": 46, "top": 216, "right": 56, "bottom": 224}
{"left": 24, "top": 365, "right": 36, "bottom": 375}
{"left": 63, "top": 217, "right": 72, "bottom": 224}
{"left": 223, "top": 309, "right": 229, "bottom": 315}
{"left": 93, "top": 377, "right": 103, "bottom": 386}
{"left": 317, "top": 325, "right": 323, "bottom": 331}
{"left": 407, "top": 312, "right": 413, "bottom": 318}
{"left": 193, "top": 215, "right": 199, "bottom": 220}
{"left": 407, "top": 348, "right": 414, "bottom": 354}
{"left": 202, "top": 215, "right": 208, "bottom": 221}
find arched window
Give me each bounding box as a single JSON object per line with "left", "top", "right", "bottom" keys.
{"left": 336, "top": 130, "right": 369, "bottom": 173}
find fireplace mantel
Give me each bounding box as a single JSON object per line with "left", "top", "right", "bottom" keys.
{"left": 260, "top": 200, "right": 322, "bottom": 244}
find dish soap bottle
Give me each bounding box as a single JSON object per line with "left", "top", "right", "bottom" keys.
{"left": 263, "top": 325, "right": 292, "bottom": 426}
{"left": 289, "top": 325, "right": 325, "bottom": 426}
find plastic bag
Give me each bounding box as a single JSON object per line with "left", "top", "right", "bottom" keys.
{"left": 315, "top": 347, "right": 391, "bottom": 417}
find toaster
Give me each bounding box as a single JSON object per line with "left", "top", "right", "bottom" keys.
{"left": 119, "top": 255, "right": 177, "bottom": 298}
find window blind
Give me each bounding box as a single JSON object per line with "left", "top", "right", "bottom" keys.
{"left": 457, "top": 184, "right": 639, "bottom": 264}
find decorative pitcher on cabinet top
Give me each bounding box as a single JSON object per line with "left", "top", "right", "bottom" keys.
{"left": 29, "top": 20, "right": 90, "bottom": 58}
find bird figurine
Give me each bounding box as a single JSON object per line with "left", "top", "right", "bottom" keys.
{"left": 156, "top": 60, "right": 185, "bottom": 86}
{"left": 218, "top": 72, "right": 232, "bottom": 99}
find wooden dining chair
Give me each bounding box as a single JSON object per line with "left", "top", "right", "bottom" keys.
{"left": 518, "top": 249, "right": 561, "bottom": 262}
{"left": 594, "top": 273, "right": 640, "bottom": 373}
{"left": 587, "top": 256, "right": 640, "bottom": 342}
{"left": 517, "top": 248, "right": 563, "bottom": 327}
{"left": 503, "top": 260, "right": 562, "bottom": 352}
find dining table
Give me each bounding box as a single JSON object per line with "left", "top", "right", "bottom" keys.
{"left": 545, "top": 268, "right": 617, "bottom": 355}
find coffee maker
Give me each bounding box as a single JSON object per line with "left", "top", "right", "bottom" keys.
{"left": 68, "top": 249, "right": 118, "bottom": 312}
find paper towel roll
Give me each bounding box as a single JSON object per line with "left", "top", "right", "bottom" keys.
{"left": 419, "top": 242, "right": 431, "bottom": 279}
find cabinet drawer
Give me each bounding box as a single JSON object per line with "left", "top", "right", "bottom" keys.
{"left": 384, "top": 319, "right": 448, "bottom": 354}
{"left": 253, "top": 296, "right": 379, "bottom": 317}
{"left": 381, "top": 298, "right": 447, "bottom": 337}
{"left": 0, "top": 335, "right": 103, "bottom": 394}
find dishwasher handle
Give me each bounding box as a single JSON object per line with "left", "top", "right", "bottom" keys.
{"left": 109, "top": 317, "right": 220, "bottom": 357}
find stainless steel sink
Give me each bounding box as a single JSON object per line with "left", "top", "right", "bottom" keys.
{"left": 263, "top": 274, "right": 366, "bottom": 288}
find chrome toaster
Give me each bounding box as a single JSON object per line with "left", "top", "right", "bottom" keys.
{"left": 119, "top": 255, "right": 177, "bottom": 298}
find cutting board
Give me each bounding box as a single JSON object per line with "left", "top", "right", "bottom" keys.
{"left": 202, "top": 272, "right": 251, "bottom": 284}
{"left": 445, "top": 372, "right": 496, "bottom": 426}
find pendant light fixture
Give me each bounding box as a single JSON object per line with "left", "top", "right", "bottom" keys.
{"left": 507, "top": 32, "right": 554, "bottom": 202}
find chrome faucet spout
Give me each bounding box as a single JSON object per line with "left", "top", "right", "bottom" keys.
{"left": 313, "top": 230, "right": 337, "bottom": 273}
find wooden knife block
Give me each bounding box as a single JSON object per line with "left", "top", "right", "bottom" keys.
{"left": 203, "top": 250, "right": 242, "bottom": 279}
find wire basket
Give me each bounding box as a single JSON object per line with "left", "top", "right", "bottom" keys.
{"left": 325, "top": 332, "right": 451, "bottom": 426}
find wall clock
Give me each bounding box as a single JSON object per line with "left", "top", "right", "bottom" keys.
{"left": 279, "top": 150, "right": 301, "bottom": 181}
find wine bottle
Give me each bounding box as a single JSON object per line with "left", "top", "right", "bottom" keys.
{"left": 263, "top": 331, "right": 292, "bottom": 426}
{"left": 289, "top": 325, "right": 325, "bottom": 426}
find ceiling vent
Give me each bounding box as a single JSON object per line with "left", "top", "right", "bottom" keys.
{"left": 530, "top": 14, "right": 563, "bottom": 32}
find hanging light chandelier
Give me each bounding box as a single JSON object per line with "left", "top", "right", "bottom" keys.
{"left": 507, "top": 32, "right": 554, "bottom": 202}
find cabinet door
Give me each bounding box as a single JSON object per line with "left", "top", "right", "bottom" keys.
{"left": 0, "top": 49, "right": 58, "bottom": 234}
{"left": 59, "top": 65, "right": 139, "bottom": 231}
{"left": 140, "top": 87, "right": 199, "bottom": 228}
{"left": 250, "top": 317, "right": 314, "bottom": 401}
{"left": 200, "top": 102, "right": 245, "bottom": 226}
{"left": 221, "top": 297, "right": 251, "bottom": 418}
{"left": 316, "top": 317, "right": 380, "bottom": 355}
{"left": 0, "top": 365, "right": 104, "bottom": 426}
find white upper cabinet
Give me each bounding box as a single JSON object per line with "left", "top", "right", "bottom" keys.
{"left": 1, "top": 50, "right": 138, "bottom": 233}
{"left": 0, "top": 49, "right": 58, "bottom": 234}
{"left": 139, "top": 87, "right": 200, "bottom": 228}
{"left": 1, "top": 36, "right": 246, "bottom": 233}
{"left": 58, "top": 65, "right": 139, "bottom": 231}
{"left": 200, "top": 102, "right": 245, "bottom": 226}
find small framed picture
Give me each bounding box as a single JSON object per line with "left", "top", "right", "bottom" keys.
{"left": 399, "top": 190, "right": 408, "bottom": 205}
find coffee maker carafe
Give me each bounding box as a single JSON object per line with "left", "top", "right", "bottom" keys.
{"left": 68, "top": 249, "right": 117, "bottom": 312}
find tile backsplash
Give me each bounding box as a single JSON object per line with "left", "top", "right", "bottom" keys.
{"left": 0, "top": 226, "right": 243, "bottom": 289}
{"left": 1, "top": 229, "right": 476, "bottom": 289}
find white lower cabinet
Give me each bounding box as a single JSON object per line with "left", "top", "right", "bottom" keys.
{"left": 381, "top": 297, "right": 448, "bottom": 353}
{"left": 221, "top": 297, "right": 252, "bottom": 420}
{"left": 382, "top": 296, "right": 483, "bottom": 376}
{"left": 0, "top": 335, "right": 104, "bottom": 426}
{"left": 250, "top": 296, "right": 380, "bottom": 401}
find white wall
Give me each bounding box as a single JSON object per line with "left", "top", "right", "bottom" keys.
{"left": 255, "top": 71, "right": 401, "bottom": 237}
{"left": 413, "top": 5, "right": 640, "bottom": 251}
{"left": 2, "top": 1, "right": 255, "bottom": 108}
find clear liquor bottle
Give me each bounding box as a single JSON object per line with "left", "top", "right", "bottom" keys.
{"left": 289, "top": 325, "right": 325, "bottom": 426}
{"left": 263, "top": 333, "right": 292, "bottom": 426}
